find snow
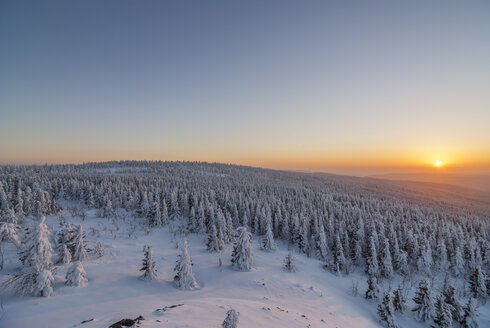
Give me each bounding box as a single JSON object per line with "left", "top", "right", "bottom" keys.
{"left": 1, "top": 208, "right": 489, "bottom": 328}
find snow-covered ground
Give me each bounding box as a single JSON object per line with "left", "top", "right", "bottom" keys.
{"left": 1, "top": 208, "right": 489, "bottom": 328}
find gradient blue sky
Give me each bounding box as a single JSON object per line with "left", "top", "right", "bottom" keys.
{"left": 1, "top": 0, "right": 489, "bottom": 175}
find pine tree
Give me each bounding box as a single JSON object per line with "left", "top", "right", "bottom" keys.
{"left": 73, "top": 225, "right": 88, "bottom": 261}
{"left": 217, "top": 227, "right": 226, "bottom": 250}
{"left": 377, "top": 290, "right": 398, "bottom": 328}
{"left": 0, "top": 221, "right": 20, "bottom": 246}
{"left": 381, "top": 239, "right": 393, "bottom": 278}
{"left": 317, "top": 224, "right": 329, "bottom": 263}
{"left": 333, "top": 232, "right": 346, "bottom": 274}
{"left": 34, "top": 269, "right": 55, "bottom": 297}
{"left": 65, "top": 261, "right": 88, "bottom": 287}
{"left": 461, "top": 298, "right": 479, "bottom": 328}
{"left": 19, "top": 216, "right": 53, "bottom": 270}
{"left": 231, "top": 227, "right": 253, "bottom": 271}
{"left": 469, "top": 266, "right": 487, "bottom": 300}
{"left": 174, "top": 236, "right": 199, "bottom": 290}
{"left": 433, "top": 296, "right": 453, "bottom": 328}
{"left": 393, "top": 285, "right": 406, "bottom": 313}
{"left": 149, "top": 201, "right": 162, "bottom": 226}
{"left": 366, "top": 235, "right": 379, "bottom": 277}
{"left": 262, "top": 219, "right": 276, "bottom": 251}
{"left": 284, "top": 252, "right": 296, "bottom": 272}
{"left": 452, "top": 246, "right": 465, "bottom": 276}
{"left": 140, "top": 245, "right": 157, "bottom": 281}
{"left": 395, "top": 250, "right": 408, "bottom": 275}
{"left": 442, "top": 283, "right": 463, "bottom": 323}
{"left": 365, "top": 275, "right": 380, "bottom": 300}
{"left": 57, "top": 221, "right": 75, "bottom": 256}
{"left": 59, "top": 243, "right": 72, "bottom": 264}
{"left": 412, "top": 278, "right": 435, "bottom": 322}
{"left": 207, "top": 224, "right": 224, "bottom": 252}
{"left": 222, "top": 308, "right": 239, "bottom": 328}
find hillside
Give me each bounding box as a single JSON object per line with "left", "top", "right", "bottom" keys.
{"left": 0, "top": 161, "right": 489, "bottom": 328}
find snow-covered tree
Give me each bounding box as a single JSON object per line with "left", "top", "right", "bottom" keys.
{"left": 19, "top": 216, "right": 53, "bottom": 270}
{"left": 262, "top": 218, "right": 276, "bottom": 251}
{"left": 412, "top": 278, "right": 434, "bottom": 322}
{"left": 366, "top": 235, "right": 379, "bottom": 277}
{"left": 65, "top": 261, "right": 88, "bottom": 287}
{"left": 365, "top": 275, "right": 380, "bottom": 300}
{"left": 377, "top": 290, "right": 398, "bottom": 328}
{"left": 222, "top": 308, "right": 239, "bottom": 328}
{"left": 461, "top": 298, "right": 479, "bottom": 328}
{"left": 433, "top": 296, "right": 453, "bottom": 328}
{"left": 393, "top": 285, "right": 406, "bottom": 313}
{"left": 59, "top": 243, "right": 72, "bottom": 264}
{"left": 207, "top": 224, "right": 224, "bottom": 253}
{"left": 174, "top": 236, "right": 199, "bottom": 290}
{"left": 0, "top": 221, "right": 20, "bottom": 246}
{"left": 380, "top": 239, "right": 393, "bottom": 278}
{"left": 284, "top": 251, "right": 296, "bottom": 272}
{"left": 231, "top": 227, "right": 253, "bottom": 271}
{"left": 442, "top": 283, "right": 463, "bottom": 323}
{"left": 140, "top": 245, "right": 157, "bottom": 281}
{"left": 34, "top": 269, "right": 55, "bottom": 297}
{"left": 452, "top": 246, "right": 465, "bottom": 276}
{"left": 316, "top": 224, "right": 329, "bottom": 263}
{"left": 73, "top": 224, "right": 88, "bottom": 261}
{"left": 333, "top": 232, "right": 346, "bottom": 274}
{"left": 469, "top": 266, "right": 487, "bottom": 300}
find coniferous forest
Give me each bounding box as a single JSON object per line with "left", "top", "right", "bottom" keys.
{"left": 0, "top": 161, "right": 488, "bottom": 327}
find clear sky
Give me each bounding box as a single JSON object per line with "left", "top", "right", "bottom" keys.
{"left": 1, "top": 0, "right": 489, "bottom": 175}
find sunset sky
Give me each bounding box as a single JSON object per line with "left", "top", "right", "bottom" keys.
{"left": 1, "top": 0, "right": 489, "bottom": 175}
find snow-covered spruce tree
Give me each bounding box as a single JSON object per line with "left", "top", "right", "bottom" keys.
{"left": 365, "top": 235, "right": 379, "bottom": 277}
{"left": 461, "top": 298, "right": 479, "bottom": 328}
{"left": 392, "top": 285, "right": 406, "bottom": 313}
{"left": 469, "top": 266, "right": 487, "bottom": 300}
{"left": 217, "top": 228, "right": 226, "bottom": 250}
{"left": 19, "top": 216, "right": 53, "bottom": 270}
{"left": 365, "top": 275, "right": 380, "bottom": 300}
{"left": 73, "top": 224, "right": 88, "bottom": 261}
{"left": 231, "top": 227, "right": 253, "bottom": 271}
{"left": 452, "top": 246, "right": 465, "bottom": 277}
{"left": 333, "top": 232, "right": 346, "bottom": 275}
{"left": 316, "top": 224, "right": 329, "bottom": 264}
{"left": 65, "top": 261, "right": 88, "bottom": 287}
{"left": 207, "top": 224, "right": 224, "bottom": 253}
{"left": 377, "top": 290, "right": 398, "bottom": 328}
{"left": 59, "top": 243, "right": 72, "bottom": 264}
{"left": 262, "top": 218, "right": 276, "bottom": 251}
{"left": 412, "top": 278, "right": 434, "bottom": 322}
{"left": 0, "top": 220, "right": 20, "bottom": 246}
{"left": 284, "top": 251, "right": 296, "bottom": 272}
{"left": 442, "top": 283, "right": 463, "bottom": 323}
{"left": 222, "top": 308, "right": 239, "bottom": 328}
{"left": 380, "top": 239, "right": 393, "bottom": 278}
{"left": 140, "top": 245, "right": 157, "bottom": 281}
{"left": 433, "top": 295, "right": 453, "bottom": 328}
{"left": 34, "top": 269, "right": 55, "bottom": 297}
{"left": 56, "top": 221, "right": 74, "bottom": 256}
{"left": 149, "top": 201, "right": 162, "bottom": 227}
{"left": 174, "top": 236, "right": 199, "bottom": 290}
{"left": 394, "top": 250, "right": 408, "bottom": 275}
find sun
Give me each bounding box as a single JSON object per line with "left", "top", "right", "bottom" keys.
{"left": 434, "top": 160, "right": 443, "bottom": 167}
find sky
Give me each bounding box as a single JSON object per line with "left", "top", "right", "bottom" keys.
{"left": 1, "top": 0, "right": 489, "bottom": 176}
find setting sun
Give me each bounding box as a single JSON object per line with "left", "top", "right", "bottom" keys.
{"left": 434, "top": 160, "right": 443, "bottom": 167}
